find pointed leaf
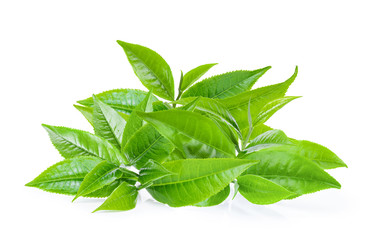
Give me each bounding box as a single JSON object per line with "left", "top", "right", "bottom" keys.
{"left": 93, "top": 182, "right": 138, "bottom": 212}
{"left": 121, "top": 91, "right": 156, "bottom": 147}
{"left": 291, "top": 140, "right": 347, "bottom": 169}
{"left": 78, "top": 89, "right": 155, "bottom": 114}
{"left": 180, "top": 63, "right": 217, "bottom": 91}
{"left": 139, "top": 160, "right": 174, "bottom": 185}
{"left": 147, "top": 158, "right": 259, "bottom": 207}
{"left": 74, "top": 104, "right": 94, "bottom": 126}
{"left": 250, "top": 124, "right": 273, "bottom": 140}
{"left": 93, "top": 96, "right": 127, "bottom": 149}
{"left": 253, "top": 96, "right": 301, "bottom": 126}
{"left": 221, "top": 66, "right": 298, "bottom": 137}
{"left": 25, "top": 156, "right": 103, "bottom": 195}
{"left": 123, "top": 123, "right": 174, "bottom": 169}
{"left": 181, "top": 67, "right": 271, "bottom": 99}
{"left": 117, "top": 41, "right": 175, "bottom": 100}
{"left": 244, "top": 129, "right": 292, "bottom": 152}
{"left": 241, "top": 145, "right": 341, "bottom": 196}
{"left": 42, "top": 124, "right": 128, "bottom": 165}
{"left": 74, "top": 161, "right": 123, "bottom": 200}
{"left": 153, "top": 101, "right": 171, "bottom": 111}
{"left": 193, "top": 185, "right": 230, "bottom": 207}
{"left": 237, "top": 174, "right": 293, "bottom": 205}
{"left": 136, "top": 109, "right": 235, "bottom": 158}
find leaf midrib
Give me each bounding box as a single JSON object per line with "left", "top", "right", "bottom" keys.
{"left": 259, "top": 174, "right": 340, "bottom": 188}
{"left": 210, "top": 73, "right": 256, "bottom": 99}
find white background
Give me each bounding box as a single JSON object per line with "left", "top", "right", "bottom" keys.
{"left": 1, "top": 0, "right": 375, "bottom": 239}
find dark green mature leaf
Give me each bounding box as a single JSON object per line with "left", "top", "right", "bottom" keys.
{"left": 74, "top": 105, "right": 94, "bottom": 126}
{"left": 117, "top": 41, "right": 175, "bottom": 101}
{"left": 74, "top": 161, "right": 123, "bottom": 200}
{"left": 181, "top": 67, "right": 271, "bottom": 99}
{"left": 26, "top": 156, "right": 102, "bottom": 195}
{"left": 78, "top": 89, "right": 155, "bottom": 115}
{"left": 123, "top": 124, "right": 174, "bottom": 169}
{"left": 138, "top": 160, "right": 174, "bottom": 186}
{"left": 121, "top": 91, "right": 156, "bottom": 147}
{"left": 291, "top": 140, "right": 347, "bottom": 169}
{"left": 241, "top": 145, "right": 341, "bottom": 196}
{"left": 180, "top": 63, "right": 217, "bottom": 91}
{"left": 93, "top": 182, "right": 138, "bottom": 212}
{"left": 253, "top": 96, "right": 301, "bottom": 126}
{"left": 42, "top": 124, "right": 128, "bottom": 165}
{"left": 147, "top": 158, "right": 258, "bottom": 207}
{"left": 194, "top": 185, "right": 230, "bottom": 207}
{"left": 93, "top": 96, "right": 127, "bottom": 149}
{"left": 137, "top": 109, "right": 235, "bottom": 158}
{"left": 237, "top": 174, "right": 293, "bottom": 204}
{"left": 221, "top": 66, "right": 298, "bottom": 137}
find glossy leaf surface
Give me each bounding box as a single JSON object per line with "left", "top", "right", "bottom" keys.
{"left": 78, "top": 89, "right": 155, "bottom": 114}
{"left": 137, "top": 109, "right": 235, "bottom": 158}
{"left": 42, "top": 124, "right": 127, "bottom": 165}
{"left": 181, "top": 67, "right": 271, "bottom": 99}
{"left": 147, "top": 158, "right": 258, "bottom": 207}
{"left": 193, "top": 185, "right": 230, "bottom": 207}
{"left": 180, "top": 63, "right": 217, "bottom": 91}
{"left": 138, "top": 160, "right": 174, "bottom": 185}
{"left": 123, "top": 123, "right": 174, "bottom": 169}
{"left": 117, "top": 41, "right": 174, "bottom": 100}
{"left": 94, "top": 182, "right": 138, "bottom": 212}
{"left": 241, "top": 145, "right": 341, "bottom": 196}
{"left": 74, "top": 161, "right": 122, "bottom": 200}
{"left": 74, "top": 105, "right": 94, "bottom": 126}
{"left": 93, "top": 96, "right": 127, "bottom": 149}
{"left": 237, "top": 174, "right": 293, "bottom": 204}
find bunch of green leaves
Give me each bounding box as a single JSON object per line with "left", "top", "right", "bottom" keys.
{"left": 26, "top": 41, "right": 346, "bottom": 212}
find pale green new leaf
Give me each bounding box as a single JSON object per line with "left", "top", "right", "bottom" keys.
{"left": 123, "top": 123, "right": 174, "bottom": 169}
{"left": 147, "top": 158, "right": 258, "bottom": 207}
{"left": 78, "top": 89, "right": 155, "bottom": 115}
{"left": 25, "top": 156, "right": 103, "bottom": 195}
{"left": 237, "top": 174, "right": 293, "bottom": 205}
{"left": 241, "top": 145, "right": 341, "bottom": 196}
{"left": 74, "top": 161, "right": 123, "bottom": 200}
{"left": 93, "top": 182, "right": 138, "bottom": 212}
{"left": 136, "top": 109, "right": 235, "bottom": 158}
{"left": 180, "top": 63, "right": 217, "bottom": 91}
{"left": 194, "top": 185, "right": 230, "bottom": 207}
{"left": 181, "top": 67, "right": 271, "bottom": 99}
{"left": 93, "top": 96, "right": 127, "bottom": 149}
{"left": 42, "top": 124, "right": 128, "bottom": 165}
{"left": 121, "top": 91, "right": 156, "bottom": 147}
{"left": 117, "top": 41, "right": 175, "bottom": 100}
{"left": 245, "top": 129, "right": 292, "bottom": 150}
{"left": 253, "top": 96, "right": 301, "bottom": 126}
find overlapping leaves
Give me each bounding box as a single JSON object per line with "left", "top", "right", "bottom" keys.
{"left": 26, "top": 41, "right": 346, "bottom": 212}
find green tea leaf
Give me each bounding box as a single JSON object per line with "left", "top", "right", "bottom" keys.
{"left": 117, "top": 41, "right": 175, "bottom": 100}
{"left": 153, "top": 101, "right": 171, "bottom": 111}
{"left": 123, "top": 123, "right": 174, "bottom": 169}
{"left": 93, "top": 182, "right": 138, "bottom": 212}
{"left": 253, "top": 96, "right": 301, "bottom": 126}
{"left": 250, "top": 124, "right": 273, "bottom": 140}
{"left": 181, "top": 67, "right": 271, "bottom": 99}
{"left": 147, "top": 158, "right": 258, "bottom": 207}
{"left": 121, "top": 91, "right": 156, "bottom": 147}
{"left": 139, "top": 160, "right": 174, "bottom": 186}
{"left": 221, "top": 66, "right": 298, "bottom": 137}
{"left": 86, "top": 179, "right": 124, "bottom": 198}
{"left": 194, "top": 185, "right": 230, "bottom": 207}
{"left": 237, "top": 174, "right": 293, "bottom": 204}
{"left": 26, "top": 156, "right": 103, "bottom": 195}
{"left": 74, "top": 161, "right": 123, "bottom": 200}
{"left": 291, "top": 140, "right": 347, "bottom": 169}
{"left": 245, "top": 129, "right": 292, "bottom": 151}
{"left": 42, "top": 124, "right": 128, "bottom": 165}
{"left": 74, "top": 105, "right": 94, "bottom": 126}
{"left": 93, "top": 96, "right": 127, "bottom": 149}
{"left": 78, "top": 89, "right": 155, "bottom": 115}
{"left": 241, "top": 145, "right": 341, "bottom": 196}
{"left": 137, "top": 109, "right": 235, "bottom": 158}
{"left": 180, "top": 63, "right": 217, "bottom": 91}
